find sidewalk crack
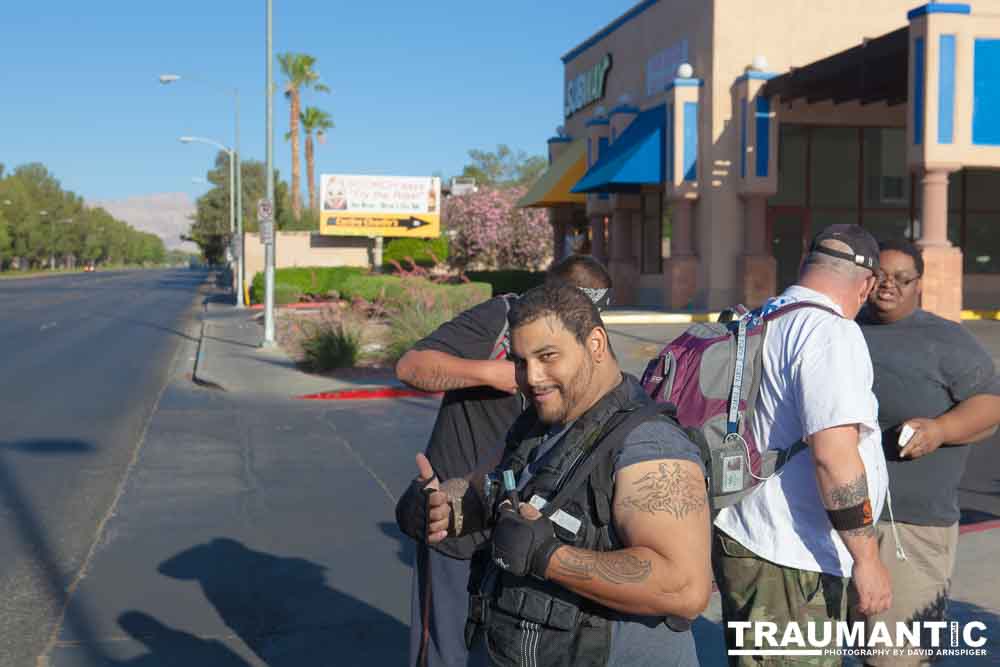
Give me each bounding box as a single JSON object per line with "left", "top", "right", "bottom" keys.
{"left": 319, "top": 414, "right": 397, "bottom": 506}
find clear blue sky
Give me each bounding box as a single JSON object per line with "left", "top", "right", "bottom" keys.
{"left": 1, "top": 1, "right": 637, "bottom": 203}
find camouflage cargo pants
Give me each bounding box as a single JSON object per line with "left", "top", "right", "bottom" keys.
{"left": 713, "top": 529, "right": 850, "bottom": 667}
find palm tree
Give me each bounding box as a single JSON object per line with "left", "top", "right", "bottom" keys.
{"left": 300, "top": 107, "right": 335, "bottom": 212}
{"left": 277, "top": 53, "right": 330, "bottom": 219}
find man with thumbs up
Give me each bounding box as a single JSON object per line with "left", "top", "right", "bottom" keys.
{"left": 395, "top": 256, "right": 613, "bottom": 667}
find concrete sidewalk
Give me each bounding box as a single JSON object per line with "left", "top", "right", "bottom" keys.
{"left": 194, "top": 297, "right": 410, "bottom": 398}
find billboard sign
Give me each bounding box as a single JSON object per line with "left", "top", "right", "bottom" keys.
{"left": 320, "top": 174, "right": 441, "bottom": 238}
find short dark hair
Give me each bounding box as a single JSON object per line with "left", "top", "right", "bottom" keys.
{"left": 546, "top": 254, "right": 613, "bottom": 290}
{"left": 508, "top": 282, "right": 603, "bottom": 346}
{"left": 878, "top": 239, "right": 924, "bottom": 276}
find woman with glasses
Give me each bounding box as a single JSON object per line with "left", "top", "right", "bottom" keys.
{"left": 856, "top": 239, "right": 1000, "bottom": 666}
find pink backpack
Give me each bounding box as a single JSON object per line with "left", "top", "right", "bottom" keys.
{"left": 639, "top": 301, "right": 839, "bottom": 510}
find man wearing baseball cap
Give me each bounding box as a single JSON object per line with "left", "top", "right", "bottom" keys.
{"left": 714, "top": 225, "right": 893, "bottom": 665}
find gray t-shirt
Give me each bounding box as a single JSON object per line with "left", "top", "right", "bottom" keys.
{"left": 608, "top": 419, "right": 702, "bottom": 667}
{"left": 858, "top": 308, "right": 1000, "bottom": 526}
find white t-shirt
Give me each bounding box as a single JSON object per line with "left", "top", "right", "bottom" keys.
{"left": 714, "top": 286, "right": 888, "bottom": 577}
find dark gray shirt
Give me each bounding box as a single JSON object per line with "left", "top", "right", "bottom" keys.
{"left": 858, "top": 308, "right": 1000, "bottom": 526}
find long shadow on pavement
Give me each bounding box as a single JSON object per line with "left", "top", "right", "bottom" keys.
{"left": 0, "top": 439, "right": 107, "bottom": 664}
{"left": 157, "top": 538, "right": 408, "bottom": 665}
{"left": 378, "top": 521, "right": 415, "bottom": 567}
{"left": 108, "top": 612, "right": 252, "bottom": 667}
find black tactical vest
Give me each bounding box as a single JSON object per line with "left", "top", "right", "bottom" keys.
{"left": 472, "top": 375, "right": 668, "bottom": 667}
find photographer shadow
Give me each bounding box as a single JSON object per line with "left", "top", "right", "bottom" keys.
{"left": 156, "top": 537, "right": 408, "bottom": 665}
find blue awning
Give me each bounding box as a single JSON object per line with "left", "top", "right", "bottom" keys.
{"left": 571, "top": 105, "right": 664, "bottom": 193}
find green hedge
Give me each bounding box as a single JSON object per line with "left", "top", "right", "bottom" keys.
{"left": 383, "top": 236, "right": 449, "bottom": 269}
{"left": 250, "top": 266, "right": 366, "bottom": 304}
{"left": 465, "top": 270, "right": 546, "bottom": 296}
{"left": 249, "top": 266, "right": 491, "bottom": 308}
{"left": 274, "top": 283, "right": 303, "bottom": 305}
{"left": 339, "top": 274, "right": 491, "bottom": 309}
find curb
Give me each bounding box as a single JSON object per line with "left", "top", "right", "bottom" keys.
{"left": 959, "top": 519, "right": 1000, "bottom": 535}
{"left": 191, "top": 317, "right": 225, "bottom": 391}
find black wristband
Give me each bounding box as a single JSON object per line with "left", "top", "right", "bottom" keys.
{"left": 826, "top": 499, "right": 873, "bottom": 531}
{"left": 395, "top": 477, "right": 435, "bottom": 542}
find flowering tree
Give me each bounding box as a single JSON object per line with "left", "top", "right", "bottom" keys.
{"left": 444, "top": 186, "right": 552, "bottom": 271}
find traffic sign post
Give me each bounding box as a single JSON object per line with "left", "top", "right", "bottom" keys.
{"left": 258, "top": 197, "right": 276, "bottom": 346}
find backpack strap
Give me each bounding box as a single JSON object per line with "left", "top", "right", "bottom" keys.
{"left": 759, "top": 440, "right": 809, "bottom": 476}
{"left": 540, "top": 402, "right": 669, "bottom": 518}
{"left": 725, "top": 300, "right": 837, "bottom": 468}
{"left": 489, "top": 294, "right": 517, "bottom": 360}
{"left": 761, "top": 300, "right": 841, "bottom": 322}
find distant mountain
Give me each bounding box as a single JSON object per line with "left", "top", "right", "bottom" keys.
{"left": 87, "top": 193, "right": 198, "bottom": 252}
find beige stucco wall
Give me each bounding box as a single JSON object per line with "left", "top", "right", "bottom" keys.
{"left": 703, "top": 0, "right": 919, "bottom": 307}
{"left": 242, "top": 232, "right": 371, "bottom": 284}
{"left": 562, "top": 0, "right": 714, "bottom": 141}
{"left": 561, "top": 0, "right": 924, "bottom": 308}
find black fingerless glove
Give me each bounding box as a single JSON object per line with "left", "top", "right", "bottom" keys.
{"left": 491, "top": 509, "right": 562, "bottom": 580}
{"left": 395, "top": 477, "right": 434, "bottom": 542}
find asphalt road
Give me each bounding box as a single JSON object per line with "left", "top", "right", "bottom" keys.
{"left": 0, "top": 269, "right": 209, "bottom": 666}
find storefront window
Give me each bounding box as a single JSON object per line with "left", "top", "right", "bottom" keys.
{"left": 863, "top": 128, "right": 909, "bottom": 209}
{"left": 810, "top": 127, "right": 859, "bottom": 208}
{"left": 864, "top": 212, "right": 911, "bottom": 243}
{"left": 965, "top": 212, "right": 1000, "bottom": 273}
{"left": 811, "top": 210, "right": 857, "bottom": 235}
{"left": 965, "top": 170, "right": 1000, "bottom": 210}
{"left": 770, "top": 125, "right": 807, "bottom": 207}
{"left": 948, "top": 171, "right": 962, "bottom": 211}
{"left": 641, "top": 192, "right": 663, "bottom": 274}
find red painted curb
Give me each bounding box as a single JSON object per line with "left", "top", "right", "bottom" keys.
{"left": 249, "top": 302, "right": 332, "bottom": 311}
{"left": 297, "top": 387, "right": 442, "bottom": 400}
{"left": 959, "top": 519, "right": 1000, "bottom": 535}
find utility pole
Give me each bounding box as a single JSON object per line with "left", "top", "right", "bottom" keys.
{"left": 263, "top": 0, "right": 276, "bottom": 345}
{"left": 235, "top": 89, "right": 245, "bottom": 308}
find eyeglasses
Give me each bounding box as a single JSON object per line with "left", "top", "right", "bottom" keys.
{"left": 876, "top": 272, "right": 920, "bottom": 288}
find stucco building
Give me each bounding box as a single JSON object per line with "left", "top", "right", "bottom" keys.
{"left": 519, "top": 1, "right": 1000, "bottom": 320}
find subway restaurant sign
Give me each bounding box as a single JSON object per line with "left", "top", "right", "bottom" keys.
{"left": 564, "top": 54, "right": 612, "bottom": 118}
{"left": 320, "top": 174, "right": 440, "bottom": 238}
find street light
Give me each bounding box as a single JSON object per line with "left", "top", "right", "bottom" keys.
{"left": 160, "top": 73, "right": 244, "bottom": 307}
{"left": 178, "top": 136, "right": 236, "bottom": 261}
{"left": 265, "top": 0, "right": 276, "bottom": 345}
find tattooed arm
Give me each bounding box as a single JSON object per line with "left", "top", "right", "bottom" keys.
{"left": 543, "top": 459, "right": 712, "bottom": 619}
{"left": 810, "top": 424, "right": 892, "bottom": 615}
{"left": 395, "top": 350, "right": 517, "bottom": 394}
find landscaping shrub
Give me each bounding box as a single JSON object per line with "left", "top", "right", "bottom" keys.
{"left": 338, "top": 274, "right": 491, "bottom": 309}
{"left": 465, "top": 270, "right": 545, "bottom": 296}
{"left": 250, "top": 266, "right": 367, "bottom": 304}
{"left": 300, "top": 315, "right": 365, "bottom": 371}
{"left": 444, "top": 186, "right": 552, "bottom": 270}
{"left": 383, "top": 236, "right": 448, "bottom": 269}
{"left": 385, "top": 278, "right": 488, "bottom": 361}
{"left": 274, "top": 283, "right": 303, "bottom": 305}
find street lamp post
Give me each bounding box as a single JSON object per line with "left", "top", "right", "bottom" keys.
{"left": 159, "top": 74, "right": 244, "bottom": 307}
{"left": 264, "top": 0, "right": 276, "bottom": 346}
{"left": 179, "top": 137, "right": 236, "bottom": 266}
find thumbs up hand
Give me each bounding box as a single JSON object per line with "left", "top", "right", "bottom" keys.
{"left": 415, "top": 453, "right": 452, "bottom": 544}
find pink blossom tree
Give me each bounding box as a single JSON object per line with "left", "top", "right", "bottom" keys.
{"left": 444, "top": 186, "right": 552, "bottom": 271}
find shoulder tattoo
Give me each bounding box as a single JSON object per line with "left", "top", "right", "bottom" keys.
{"left": 615, "top": 461, "right": 707, "bottom": 520}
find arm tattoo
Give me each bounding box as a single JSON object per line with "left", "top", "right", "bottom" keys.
{"left": 552, "top": 548, "right": 652, "bottom": 584}
{"left": 615, "top": 462, "right": 707, "bottom": 519}
{"left": 829, "top": 472, "right": 868, "bottom": 508}
{"left": 827, "top": 472, "right": 876, "bottom": 538}
{"left": 403, "top": 365, "right": 473, "bottom": 392}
